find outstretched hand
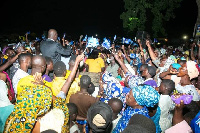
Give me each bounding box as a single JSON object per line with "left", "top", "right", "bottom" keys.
{"left": 32, "top": 72, "right": 45, "bottom": 85}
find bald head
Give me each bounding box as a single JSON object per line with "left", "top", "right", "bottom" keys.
{"left": 48, "top": 29, "right": 58, "bottom": 41}
{"left": 31, "top": 55, "right": 46, "bottom": 73}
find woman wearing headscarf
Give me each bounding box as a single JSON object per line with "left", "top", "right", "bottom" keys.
{"left": 176, "top": 60, "right": 200, "bottom": 101}
{"left": 112, "top": 84, "right": 160, "bottom": 133}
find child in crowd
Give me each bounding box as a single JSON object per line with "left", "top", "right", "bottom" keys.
{"left": 67, "top": 103, "right": 80, "bottom": 133}
{"left": 42, "top": 56, "right": 53, "bottom": 82}
{"left": 51, "top": 61, "right": 66, "bottom": 96}
{"left": 108, "top": 98, "right": 123, "bottom": 131}
{"left": 158, "top": 79, "right": 175, "bottom": 132}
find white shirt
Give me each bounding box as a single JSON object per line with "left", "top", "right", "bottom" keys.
{"left": 112, "top": 114, "right": 122, "bottom": 131}
{"left": 0, "top": 80, "right": 12, "bottom": 107}
{"left": 12, "top": 68, "right": 29, "bottom": 95}
{"left": 61, "top": 56, "right": 70, "bottom": 70}
{"left": 159, "top": 95, "right": 174, "bottom": 132}
{"left": 176, "top": 84, "right": 200, "bottom": 101}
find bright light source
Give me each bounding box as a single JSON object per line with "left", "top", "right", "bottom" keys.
{"left": 157, "top": 42, "right": 161, "bottom": 45}
{"left": 183, "top": 35, "right": 188, "bottom": 40}
{"left": 95, "top": 34, "right": 98, "bottom": 37}
{"left": 164, "top": 39, "right": 168, "bottom": 42}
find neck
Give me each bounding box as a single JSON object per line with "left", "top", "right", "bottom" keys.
{"left": 80, "top": 89, "right": 87, "bottom": 93}
{"left": 45, "top": 70, "right": 49, "bottom": 75}
{"left": 180, "top": 75, "right": 191, "bottom": 86}
{"left": 112, "top": 113, "right": 118, "bottom": 120}
{"left": 69, "top": 120, "right": 74, "bottom": 128}
{"left": 31, "top": 69, "right": 41, "bottom": 75}
{"left": 20, "top": 64, "right": 28, "bottom": 72}
{"left": 131, "top": 105, "right": 144, "bottom": 109}
{"left": 145, "top": 75, "right": 152, "bottom": 80}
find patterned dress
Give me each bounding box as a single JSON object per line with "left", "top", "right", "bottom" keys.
{"left": 53, "top": 97, "right": 69, "bottom": 133}
{"left": 112, "top": 106, "right": 149, "bottom": 133}
{"left": 4, "top": 85, "right": 52, "bottom": 132}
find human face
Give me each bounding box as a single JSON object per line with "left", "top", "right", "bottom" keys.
{"left": 159, "top": 58, "right": 167, "bottom": 67}
{"left": 26, "top": 57, "right": 32, "bottom": 68}
{"left": 159, "top": 82, "right": 165, "bottom": 94}
{"left": 142, "top": 68, "right": 148, "bottom": 77}
{"left": 126, "top": 90, "right": 137, "bottom": 107}
{"left": 47, "top": 61, "right": 53, "bottom": 71}
{"left": 6, "top": 49, "right": 16, "bottom": 59}
{"left": 177, "top": 63, "right": 188, "bottom": 77}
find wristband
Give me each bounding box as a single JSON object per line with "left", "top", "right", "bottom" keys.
{"left": 96, "top": 95, "right": 101, "bottom": 98}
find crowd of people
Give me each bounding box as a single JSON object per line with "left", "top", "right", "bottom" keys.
{"left": 0, "top": 29, "right": 200, "bottom": 133}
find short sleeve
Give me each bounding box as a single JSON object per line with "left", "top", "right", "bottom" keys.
{"left": 56, "top": 91, "right": 66, "bottom": 99}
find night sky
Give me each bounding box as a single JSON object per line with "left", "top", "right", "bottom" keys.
{"left": 0, "top": 0, "right": 198, "bottom": 40}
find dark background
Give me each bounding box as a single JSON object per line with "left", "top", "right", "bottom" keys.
{"left": 0, "top": 0, "right": 198, "bottom": 41}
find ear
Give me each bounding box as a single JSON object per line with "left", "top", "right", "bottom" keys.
{"left": 72, "top": 114, "right": 77, "bottom": 120}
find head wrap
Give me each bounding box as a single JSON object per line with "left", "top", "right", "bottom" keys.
{"left": 186, "top": 61, "right": 200, "bottom": 80}
{"left": 102, "top": 71, "right": 118, "bottom": 83}
{"left": 87, "top": 102, "right": 113, "bottom": 133}
{"left": 131, "top": 85, "right": 160, "bottom": 107}
{"left": 162, "top": 56, "right": 175, "bottom": 72}
{"left": 172, "top": 63, "right": 181, "bottom": 70}
{"left": 127, "top": 74, "right": 144, "bottom": 89}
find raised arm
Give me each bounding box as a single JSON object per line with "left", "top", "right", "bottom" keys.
{"left": 172, "top": 100, "right": 184, "bottom": 125}
{"left": 121, "top": 45, "right": 131, "bottom": 63}
{"left": 190, "top": 43, "right": 196, "bottom": 61}
{"left": 114, "top": 53, "right": 129, "bottom": 74}
{"left": 56, "top": 43, "right": 71, "bottom": 56}
{"left": 146, "top": 40, "right": 157, "bottom": 61}
{"left": 0, "top": 52, "right": 21, "bottom": 72}
{"left": 61, "top": 54, "right": 84, "bottom": 94}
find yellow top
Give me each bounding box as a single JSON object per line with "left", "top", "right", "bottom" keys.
{"left": 64, "top": 70, "right": 81, "bottom": 103}
{"left": 17, "top": 75, "right": 52, "bottom": 96}
{"left": 85, "top": 57, "right": 105, "bottom": 73}
{"left": 52, "top": 77, "right": 66, "bottom": 96}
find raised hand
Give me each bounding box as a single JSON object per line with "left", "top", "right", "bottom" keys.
{"left": 76, "top": 53, "right": 84, "bottom": 63}
{"left": 122, "top": 45, "right": 125, "bottom": 50}
{"left": 32, "top": 72, "right": 44, "bottom": 85}
{"left": 114, "top": 53, "right": 120, "bottom": 60}
{"left": 146, "top": 40, "right": 151, "bottom": 47}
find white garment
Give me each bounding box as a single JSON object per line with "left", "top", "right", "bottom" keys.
{"left": 12, "top": 68, "right": 29, "bottom": 95}
{"left": 70, "top": 122, "right": 80, "bottom": 133}
{"left": 159, "top": 95, "right": 174, "bottom": 132}
{"left": 112, "top": 114, "right": 122, "bottom": 131}
{"left": 61, "top": 56, "right": 70, "bottom": 70}
{"left": 176, "top": 84, "right": 200, "bottom": 101}
{"left": 40, "top": 108, "right": 65, "bottom": 133}
{"left": 0, "top": 80, "right": 12, "bottom": 107}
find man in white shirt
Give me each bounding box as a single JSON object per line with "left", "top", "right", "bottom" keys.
{"left": 12, "top": 53, "right": 32, "bottom": 95}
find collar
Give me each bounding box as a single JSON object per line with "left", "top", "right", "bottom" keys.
{"left": 48, "top": 38, "right": 55, "bottom": 42}
{"left": 54, "top": 77, "right": 66, "bottom": 81}
{"left": 144, "top": 78, "right": 153, "bottom": 82}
